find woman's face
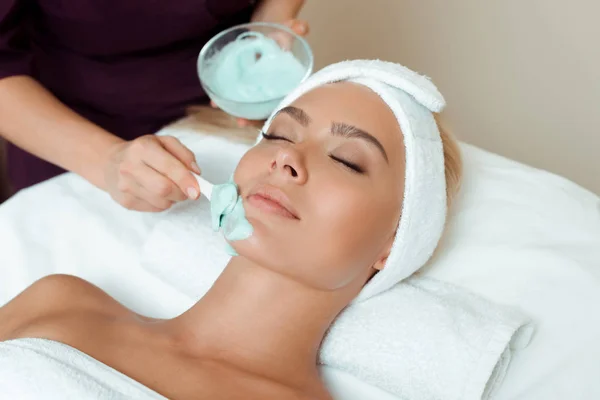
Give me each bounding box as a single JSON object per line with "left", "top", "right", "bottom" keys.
{"left": 233, "top": 82, "right": 405, "bottom": 290}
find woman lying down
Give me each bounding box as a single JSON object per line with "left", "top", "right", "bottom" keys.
{"left": 0, "top": 60, "right": 462, "bottom": 399}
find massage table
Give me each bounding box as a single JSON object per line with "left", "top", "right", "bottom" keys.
{"left": 1, "top": 122, "right": 599, "bottom": 399}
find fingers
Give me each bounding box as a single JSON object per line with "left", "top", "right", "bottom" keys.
{"left": 105, "top": 135, "right": 206, "bottom": 212}
{"left": 114, "top": 170, "right": 177, "bottom": 210}
{"left": 159, "top": 136, "right": 202, "bottom": 175}
{"left": 133, "top": 164, "right": 187, "bottom": 203}
{"left": 285, "top": 19, "right": 309, "bottom": 36}
{"left": 268, "top": 19, "right": 309, "bottom": 52}
{"left": 135, "top": 185, "right": 176, "bottom": 210}
{"left": 135, "top": 136, "right": 200, "bottom": 200}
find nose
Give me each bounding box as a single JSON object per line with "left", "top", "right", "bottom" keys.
{"left": 271, "top": 146, "right": 308, "bottom": 184}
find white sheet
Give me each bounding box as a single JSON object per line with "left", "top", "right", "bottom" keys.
{"left": 1, "top": 126, "right": 599, "bottom": 399}
{"left": 422, "top": 144, "right": 600, "bottom": 400}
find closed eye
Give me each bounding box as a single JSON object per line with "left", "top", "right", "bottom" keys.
{"left": 330, "top": 155, "right": 364, "bottom": 174}
{"left": 262, "top": 131, "right": 364, "bottom": 173}
{"left": 261, "top": 131, "right": 293, "bottom": 143}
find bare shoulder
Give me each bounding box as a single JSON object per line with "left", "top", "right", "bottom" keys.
{"left": 0, "top": 274, "right": 131, "bottom": 341}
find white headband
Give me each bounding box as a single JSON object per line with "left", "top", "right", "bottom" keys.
{"left": 258, "top": 59, "right": 447, "bottom": 301}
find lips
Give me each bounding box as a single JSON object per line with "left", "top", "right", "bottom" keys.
{"left": 247, "top": 185, "right": 300, "bottom": 220}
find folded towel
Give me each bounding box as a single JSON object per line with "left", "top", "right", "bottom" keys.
{"left": 319, "top": 277, "right": 534, "bottom": 400}
{"left": 141, "top": 199, "right": 533, "bottom": 400}
{"left": 0, "top": 338, "right": 167, "bottom": 399}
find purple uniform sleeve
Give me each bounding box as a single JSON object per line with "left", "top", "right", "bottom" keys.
{"left": 0, "top": 0, "right": 32, "bottom": 80}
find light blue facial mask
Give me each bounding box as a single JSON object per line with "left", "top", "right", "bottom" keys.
{"left": 203, "top": 32, "right": 306, "bottom": 103}
{"left": 195, "top": 174, "right": 253, "bottom": 256}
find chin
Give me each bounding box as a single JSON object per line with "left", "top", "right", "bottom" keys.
{"left": 228, "top": 231, "right": 297, "bottom": 277}
{"left": 240, "top": 214, "right": 292, "bottom": 248}
{"left": 226, "top": 221, "right": 269, "bottom": 261}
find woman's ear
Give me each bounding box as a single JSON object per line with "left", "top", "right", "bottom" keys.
{"left": 372, "top": 234, "right": 395, "bottom": 272}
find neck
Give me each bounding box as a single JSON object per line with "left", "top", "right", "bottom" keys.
{"left": 164, "top": 256, "right": 354, "bottom": 388}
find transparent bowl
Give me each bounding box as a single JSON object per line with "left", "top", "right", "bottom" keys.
{"left": 197, "top": 22, "right": 313, "bottom": 120}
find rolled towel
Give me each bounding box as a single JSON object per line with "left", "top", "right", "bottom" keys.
{"left": 319, "top": 276, "right": 533, "bottom": 400}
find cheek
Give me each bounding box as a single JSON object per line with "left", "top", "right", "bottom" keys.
{"left": 306, "top": 182, "right": 394, "bottom": 284}
{"left": 233, "top": 146, "right": 269, "bottom": 188}
{"left": 317, "top": 182, "right": 386, "bottom": 237}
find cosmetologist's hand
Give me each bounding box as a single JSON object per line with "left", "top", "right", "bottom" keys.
{"left": 103, "top": 135, "right": 202, "bottom": 212}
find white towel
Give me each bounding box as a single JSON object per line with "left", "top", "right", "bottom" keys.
{"left": 140, "top": 200, "right": 533, "bottom": 400}
{"left": 142, "top": 197, "right": 231, "bottom": 299}
{"left": 0, "top": 338, "right": 168, "bottom": 400}
{"left": 319, "top": 277, "right": 534, "bottom": 400}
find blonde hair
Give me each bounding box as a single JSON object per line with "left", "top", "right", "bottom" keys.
{"left": 435, "top": 117, "right": 463, "bottom": 208}
{"left": 181, "top": 106, "right": 258, "bottom": 145}
{"left": 183, "top": 106, "right": 463, "bottom": 207}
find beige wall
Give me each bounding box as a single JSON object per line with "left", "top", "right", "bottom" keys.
{"left": 300, "top": 0, "right": 600, "bottom": 194}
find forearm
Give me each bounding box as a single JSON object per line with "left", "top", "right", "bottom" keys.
{"left": 0, "top": 76, "right": 123, "bottom": 189}
{"left": 252, "top": 0, "right": 305, "bottom": 23}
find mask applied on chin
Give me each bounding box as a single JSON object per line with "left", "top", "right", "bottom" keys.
{"left": 194, "top": 174, "right": 253, "bottom": 255}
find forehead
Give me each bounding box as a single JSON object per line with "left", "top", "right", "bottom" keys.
{"left": 285, "top": 82, "right": 404, "bottom": 163}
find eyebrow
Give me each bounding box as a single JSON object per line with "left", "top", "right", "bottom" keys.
{"left": 276, "top": 105, "right": 389, "bottom": 163}
{"left": 277, "top": 106, "right": 311, "bottom": 127}
{"left": 331, "top": 122, "right": 389, "bottom": 163}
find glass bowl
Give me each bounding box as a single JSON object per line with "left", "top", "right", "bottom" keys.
{"left": 197, "top": 22, "right": 313, "bottom": 120}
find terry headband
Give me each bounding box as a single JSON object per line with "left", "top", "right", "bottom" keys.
{"left": 258, "top": 59, "right": 447, "bottom": 301}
